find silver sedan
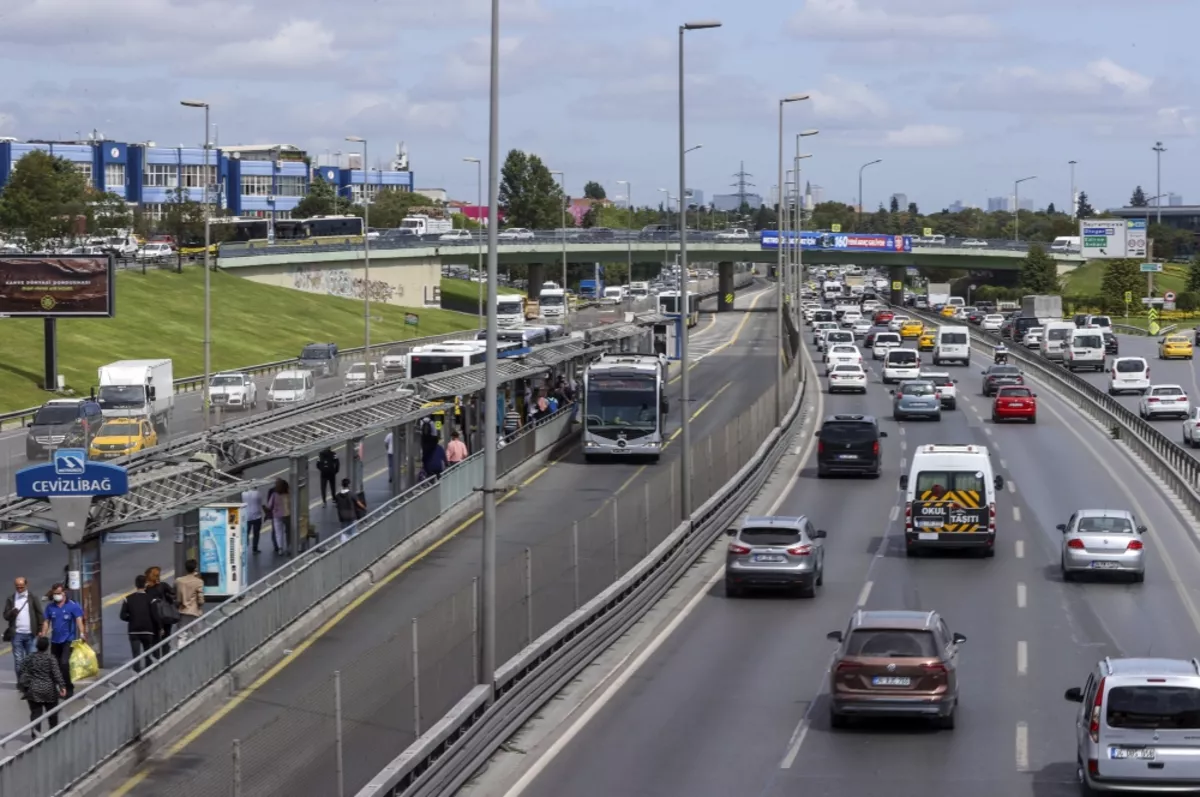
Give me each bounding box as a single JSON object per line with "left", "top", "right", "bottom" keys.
{"left": 1059, "top": 509, "right": 1146, "bottom": 583}
{"left": 890, "top": 380, "right": 942, "bottom": 421}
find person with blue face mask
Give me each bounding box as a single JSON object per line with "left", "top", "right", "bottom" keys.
{"left": 41, "top": 583, "right": 84, "bottom": 698}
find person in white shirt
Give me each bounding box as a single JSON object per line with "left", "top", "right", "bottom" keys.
{"left": 384, "top": 431, "right": 394, "bottom": 483}
{"left": 242, "top": 487, "right": 264, "bottom": 553}
{"left": 4, "top": 577, "right": 44, "bottom": 684}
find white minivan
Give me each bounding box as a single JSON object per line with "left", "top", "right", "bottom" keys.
{"left": 267, "top": 370, "right": 316, "bottom": 409}
{"left": 1039, "top": 321, "right": 1077, "bottom": 362}
{"left": 1108, "top": 357, "right": 1151, "bottom": 396}
{"left": 883, "top": 348, "right": 922, "bottom": 384}
{"left": 1065, "top": 328, "right": 1106, "bottom": 372}
{"left": 933, "top": 326, "right": 971, "bottom": 366}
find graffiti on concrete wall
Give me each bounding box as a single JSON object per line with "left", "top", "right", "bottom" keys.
{"left": 290, "top": 265, "right": 400, "bottom": 303}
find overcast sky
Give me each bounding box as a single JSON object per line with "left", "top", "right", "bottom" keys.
{"left": 0, "top": 0, "right": 1195, "bottom": 213}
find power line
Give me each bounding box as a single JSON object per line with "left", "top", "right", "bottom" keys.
{"left": 731, "top": 160, "right": 755, "bottom": 208}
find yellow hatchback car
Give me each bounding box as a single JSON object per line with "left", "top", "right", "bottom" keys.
{"left": 1159, "top": 334, "right": 1194, "bottom": 360}
{"left": 940, "top": 306, "right": 958, "bottom": 318}
{"left": 88, "top": 418, "right": 159, "bottom": 460}
{"left": 899, "top": 320, "right": 924, "bottom": 338}
{"left": 918, "top": 331, "right": 937, "bottom": 351}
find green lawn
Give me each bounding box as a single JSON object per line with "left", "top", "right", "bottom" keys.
{"left": 0, "top": 269, "right": 481, "bottom": 413}
{"left": 440, "top": 277, "right": 522, "bottom": 305}
{"left": 1063, "top": 261, "right": 1189, "bottom": 296}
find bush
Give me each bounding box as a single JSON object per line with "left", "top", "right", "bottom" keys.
{"left": 1176, "top": 291, "right": 1200, "bottom": 313}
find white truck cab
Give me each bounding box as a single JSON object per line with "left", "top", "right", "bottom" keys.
{"left": 495, "top": 294, "right": 527, "bottom": 327}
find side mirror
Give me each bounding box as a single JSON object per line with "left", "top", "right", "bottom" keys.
{"left": 993, "top": 475, "right": 1005, "bottom": 490}
{"left": 148, "top": 386, "right": 157, "bottom": 400}
{"left": 814, "top": 431, "right": 820, "bottom": 438}
{"left": 980, "top": 370, "right": 987, "bottom": 375}
{"left": 879, "top": 431, "right": 888, "bottom": 438}
{"left": 1056, "top": 523, "right": 1067, "bottom": 532}
{"left": 899, "top": 474, "right": 909, "bottom": 490}
{"left": 814, "top": 529, "right": 828, "bottom": 539}
{"left": 826, "top": 631, "right": 843, "bottom": 643}
{"left": 1137, "top": 525, "right": 1148, "bottom": 534}
{"left": 1064, "top": 687, "right": 1084, "bottom": 703}
{"left": 1033, "top": 393, "right": 1038, "bottom": 398}
{"left": 952, "top": 379, "right": 958, "bottom": 384}
{"left": 889, "top": 389, "right": 896, "bottom": 395}
{"left": 725, "top": 528, "right": 737, "bottom": 537}
{"left": 952, "top": 632, "right": 967, "bottom": 644}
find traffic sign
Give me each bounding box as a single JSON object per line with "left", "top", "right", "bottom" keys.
{"left": 1126, "top": 219, "right": 1147, "bottom": 259}
{"left": 1164, "top": 291, "right": 1176, "bottom": 301}
{"left": 891, "top": 281, "right": 903, "bottom": 291}
{"left": 724, "top": 293, "right": 733, "bottom": 305}
{"left": 1080, "top": 219, "right": 1127, "bottom": 259}
{"left": 1148, "top": 307, "right": 1159, "bottom": 320}
{"left": 1140, "top": 262, "right": 1163, "bottom": 273}
{"left": 831, "top": 223, "right": 841, "bottom": 232}
{"left": 1124, "top": 291, "right": 1133, "bottom": 304}
{"left": 923, "top": 227, "right": 933, "bottom": 237}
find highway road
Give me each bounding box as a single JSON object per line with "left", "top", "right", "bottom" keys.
{"left": 86, "top": 283, "right": 782, "bottom": 796}
{"left": 497, "top": 326, "right": 1200, "bottom": 797}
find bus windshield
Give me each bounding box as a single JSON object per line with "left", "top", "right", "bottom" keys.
{"left": 586, "top": 374, "right": 658, "bottom": 431}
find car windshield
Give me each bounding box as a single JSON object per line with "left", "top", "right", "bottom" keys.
{"left": 998, "top": 387, "right": 1033, "bottom": 398}
{"left": 98, "top": 385, "right": 146, "bottom": 404}
{"left": 273, "top": 378, "right": 305, "bottom": 391}
{"left": 828, "top": 333, "right": 852, "bottom": 342}
{"left": 915, "top": 470, "right": 986, "bottom": 495}
{"left": 740, "top": 526, "right": 803, "bottom": 546}
{"left": 820, "top": 422, "right": 876, "bottom": 443}
{"left": 1092, "top": 316, "right": 1112, "bottom": 327}
{"left": 876, "top": 335, "right": 900, "bottom": 344}
{"left": 831, "top": 346, "right": 856, "bottom": 354}
{"left": 32, "top": 406, "right": 80, "bottom": 425}
{"left": 1077, "top": 515, "right": 1133, "bottom": 533}
{"left": 845, "top": 629, "right": 938, "bottom": 658}
{"left": 97, "top": 421, "right": 140, "bottom": 436}
{"left": 1116, "top": 360, "right": 1146, "bottom": 373}
{"left": 900, "top": 383, "right": 935, "bottom": 396}
{"left": 1027, "top": 328, "right": 1043, "bottom": 336}
{"left": 1107, "top": 686, "right": 1200, "bottom": 730}
{"left": 1153, "top": 386, "right": 1184, "bottom": 396}
{"left": 301, "top": 346, "right": 330, "bottom": 359}
{"left": 1167, "top": 336, "right": 1189, "bottom": 344}
{"left": 833, "top": 365, "right": 862, "bottom": 373}
{"left": 1074, "top": 335, "right": 1102, "bottom": 348}
{"left": 940, "top": 332, "right": 967, "bottom": 344}
{"left": 887, "top": 351, "right": 918, "bottom": 364}
{"left": 210, "top": 375, "right": 244, "bottom": 386}
{"left": 989, "top": 366, "right": 1020, "bottom": 376}
{"left": 921, "top": 375, "right": 953, "bottom": 386}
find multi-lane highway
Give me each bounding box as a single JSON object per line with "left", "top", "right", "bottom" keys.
{"left": 86, "top": 283, "right": 783, "bottom": 796}
{"left": 491, "top": 323, "right": 1200, "bottom": 797}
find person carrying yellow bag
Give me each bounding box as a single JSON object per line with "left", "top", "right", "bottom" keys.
{"left": 69, "top": 638, "right": 99, "bottom": 683}
{"left": 41, "top": 583, "right": 86, "bottom": 698}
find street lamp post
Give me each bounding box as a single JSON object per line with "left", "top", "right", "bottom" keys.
{"left": 793, "top": 131, "right": 817, "bottom": 321}
{"left": 678, "top": 18, "right": 721, "bottom": 522}
{"left": 776, "top": 94, "right": 808, "bottom": 424}
{"left": 617, "top": 180, "right": 633, "bottom": 280}
{"left": 1153, "top": 142, "right": 1166, "bottom": 225}
{"left": 857, "top": 159, "right": 882, "bottom": 230}
{"left": 346, "top": 136, "right": 372, "bottom": 380}
{"left": 464, "top": 157, "right": 483, "bottom": 326}
{"left": 551, "top": 171, "right": 567, "bottom": 297}
{"left": 180, "top": 99, "right": 212, "bottom": 428}
{"left": 1068, "top": 160, "right": 1077, "bottom": 218}
{"left": 1013, "top": 175, "right": 1036, "bottom": 242}
{"left": 658, "top": 187, "right": 671, "bottom": 268}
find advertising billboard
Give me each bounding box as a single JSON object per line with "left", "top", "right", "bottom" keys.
{"left": 761, "top": 231, "right": 912, "bottom": 252}
{"left": 0, "top": 255, "right": 115, "bottom": 317}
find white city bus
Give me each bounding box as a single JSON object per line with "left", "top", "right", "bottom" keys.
{"left": 405, "top": 340, "right": 524, "bottom": 379}
{"left": 583, "top": 353, "right": 668, "bottom": 462}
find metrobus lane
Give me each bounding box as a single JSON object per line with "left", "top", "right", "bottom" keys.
{"left": 94, "top": 299, "right": 780, "bottom": 797}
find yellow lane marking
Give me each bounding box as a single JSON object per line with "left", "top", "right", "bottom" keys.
{"left": 110, "top": 460, "right": 557, "bottom": 794}
{"left": 666, "top": 381, "right": 732, "bottom": 444}
{"left": 668, "top": 289, "right": 767, "bottom": 386}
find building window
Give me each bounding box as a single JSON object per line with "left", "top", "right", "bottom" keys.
{"left": 105, "top": 163, "right": 126, "bottom": 191}
{"left": 73, "top": 161, "right": 93, "bottom": 185}
{"left": 179, "top": 164, "right": 217, "bottom": 190}
{"left": 240, "top": 174, "right": 272, "bottom": 196}
{"left": 143, "top": 164, "right": 178, "bottom": 188}
{"left": 140, "top": 203, "right": 165, "bottom": 221}
{"left": 275, "top": 175, "right": 306, "bottom": 197}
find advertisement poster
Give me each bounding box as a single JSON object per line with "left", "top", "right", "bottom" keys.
{"left": 0, "top": 255, "right": 115, "bottom": 317}
{"left": 760, "top": 231, "right": 912, "bottom": 252}
{"left": 198, "top": 503, "right": 249, "bottom": 598}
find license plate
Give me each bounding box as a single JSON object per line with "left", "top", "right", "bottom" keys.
{"left": 1007, "top": 402, "right": 1025, "bottom": 407}
{"left": 1091, "top": 561, "right": 1121, "bottom": 569}
{"left": 872, "top": 676, "right": 911, "bottom": 686}
{"left": 838, "top": 454, "right": 858, "bottom": 460}
{"left": 1110, "top": 747, "right": 1156, "bottom": 760}
{"left": 918, "top": 532, "right": 939, "bottom": 540}
{"left": 752, "top": 555, "right": 785, "bottom": 563}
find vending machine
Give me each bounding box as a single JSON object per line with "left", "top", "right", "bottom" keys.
{"left": 197, "top": 503, "right": 249, "bottom": 599}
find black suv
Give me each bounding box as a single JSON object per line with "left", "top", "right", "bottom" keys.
{"left": 298, "top": 342, "right": 339, "bottom": 377}
{"left": 816, "top": 414, "right": 887, "bottom": 478}
{"left": 26, "top": 398, "right": 104, "bottom": 460}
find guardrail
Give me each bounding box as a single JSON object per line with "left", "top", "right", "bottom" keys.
{"left": 0, "top": 405, "right": 580, "bottom": 796}
{"left": 354, "top": 308, "right": 808, "bottom": 796}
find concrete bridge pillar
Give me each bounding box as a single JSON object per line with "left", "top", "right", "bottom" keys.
{"left": 889, "top": 265, "right": 907, "bottom": 307}
{"left": 528, "top": 264, "right": 545, "bottom": 299}
{"left": 717, "top": 262, "right": 735, "bottom": 312}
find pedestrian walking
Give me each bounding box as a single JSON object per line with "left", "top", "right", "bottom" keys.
{"left": 503, "top": 401, "right": 522, "bottom": 442}
{"left": 143, "top": 566, "right": 176, "bottom": 659}
{"left": 445, "top": 431, "right": 468, "bottom": 464}
{"left": 40, "top": 584, "right": 84, "bottom": 699}
{"left": 419, "top": 415, "right": 438, "bottom": 462}
{"left": 384, "top": 431, "right": 394, "bottom": 483}
{"left": 316, "top": 448, "right": 340, "bottom": 504}
{"left": 267, "top": 478, "right": 292, "bottom": 555}
{"left": 17, "top": 637, "right": 65, "bottom": 738}
{"left": 243, "top": 486, "right": 264, "bottom": 553}
{"left": 175, "top": 559, "right": 204, "bottom": 629}
{"left": 424, "top": 441, "right": 447, "bottom": 482}
{"left": 4, "top": 577, "right": 43, "bottom": 691}
{"left": 119, "top": 575, "right": 160, "bottom": 671}
{"left": 333, "top": 478, "right": 366, "bottom": 529}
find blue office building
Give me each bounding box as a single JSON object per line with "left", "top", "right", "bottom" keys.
{"left": 0, "top": 140, "right": 131, "bottom": 199}
{"left": 222, "top": 155, "right": 308, "bottom": 217}
{"left": 312, "top": 165, "right": 414, "bottom": 203}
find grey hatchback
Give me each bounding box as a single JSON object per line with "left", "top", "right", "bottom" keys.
{"left": 891, "top": 380, "right": 942, "bottom": 421}
{"left": 724, "top": 516, "right": 827, "bottom": 598}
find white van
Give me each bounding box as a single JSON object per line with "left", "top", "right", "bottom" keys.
{"left": 266, "top": 370, "right": 316, "bottom": 409}
{"left": 933, "top": 326, "right": 971, "bottom": 366}
{"left": 882, "top": 348, "right": 921, "bottom": 384}
{"left": 872, "top": 332, "right": 902, "bottom": 360}
{"left": 899, "top": 444, "right": 1004, "bottom": 556}
{"left": 1040, "top": 321, "right": 1077, "bottom": 362}
{"left": 1108, "top": 357, "right": 1151, "bottom": 395}
{"left": 946, "top": 297, "right": 965, "bottom": 308}
{"left": 602, "top": 286, "right": 624, "bottom": 305}
{"left": 1065, "top": 328, "right": 1106, "bottom": 372}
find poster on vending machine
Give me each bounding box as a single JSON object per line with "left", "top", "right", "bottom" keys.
{"left": 198, "top": 503, "right": 249, "bottom": 598}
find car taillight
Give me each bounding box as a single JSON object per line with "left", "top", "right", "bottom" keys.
{"left": 921, "top": 662, "right": 948, "bottom": 674}
{"left": 1089, "top": 678, "right": 1105, "bottom": 742}
{"left": 787, "top": 544, "right": 813, "bottom": 556}
{"left": 817, "top": 441, "right": 825, "bottom": 455}
{"left": 905, "top": 502, "right": 912, "bottom": 530}
{"left": 1067, "top": 539, "right": 1085, "bottom": 549}
{"left": 872, "top": 441, "right": 880, "bottom": 456}
{"left": 835, "top": 660, "right": 862, "bottom": 672}
{"left": 1127, "top": 540, "right": 1144, "bottom": 551}
{"left": 1148, "top": 397, "right": 1159, "bottom": 403}
{"left": 728, "top": 542, "right": 751, "bottom": 555}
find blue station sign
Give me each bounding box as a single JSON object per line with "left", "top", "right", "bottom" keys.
{"left": 15, "top": 449, "right": 129, "bottom": 498}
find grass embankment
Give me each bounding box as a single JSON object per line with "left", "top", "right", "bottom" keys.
{"left": 439, "top": 278, "right": 523, "bottom": 315}
{"left": 0, "top": 270, "right": 481, "bottom": 413}
{"left": 1062, "top": 261, "right": 1190, "bottom": 296}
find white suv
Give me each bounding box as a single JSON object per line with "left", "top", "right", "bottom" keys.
{"left": 1182, "top": 407, "right": 1200, "bottom": 447}
{"left": 1108, "top": 357, "right": 1150, "bottom": 396}
{"left": 1139, "top": 384, "right": 1189, "bottom": 419}
{"left": 882, "top": 348, "right": 921, "bottom": 384}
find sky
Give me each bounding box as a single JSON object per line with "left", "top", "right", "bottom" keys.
{"left": 0, "top": 0, "right": 1196, "bottom": 214}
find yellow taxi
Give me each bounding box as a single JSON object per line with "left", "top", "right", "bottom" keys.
{"left": 1159, "top": 334, "right": 1194, "bottom": 360}
{"left": 940, "top": 306, "right": 958, "bottom": 318}
{"left": 88, "top": 418, "right": 158, "bottom": 460}
{"left": 918, "top": 331, "right": 937, "bottom": 351}
{"left": 899, "top": 320, "right": 924, "bottom": 338}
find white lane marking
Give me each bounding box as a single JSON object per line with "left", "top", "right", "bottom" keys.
{"left": 1007, "top": 481, "right": 1016, "bottom": 494}
{"left": 985, "top": 427, "right": 994, "bottom": 436}
{"left": 900, "top": 456, "right": 907, "bottom": 470}
{"left": 1015, "top": 539, "right": 1025, "bottom": 559}
{"left": 857, "top": 581, "right": 873, "bottom": 607}
{"left": 900, "top": 440, "right": 907, "bottom": 451}
{"left": 1016, "top": 722, "right": 1029, "bottom": 771}
{"left": 1017, "top": 582, "right": 1027, "bottom": 608}
{"left": 999, "top": 458, "right": 1008, "bottom": 469}
{"left": 780, "top": 719, "right": 810, "bottom": 769}
{"left": 889, "top": 505, "right": 899, "bottom": 522}
{"left": 898, "top": 427, "right": 906, "bottom": 436}
{"left": 1012, "top": 506, "right": 1022, "bottom": 522}
{"left": 1017, "top": 640, "right": 1028, "bottom": 675}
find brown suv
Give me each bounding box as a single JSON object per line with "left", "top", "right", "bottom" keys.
{"left": 825, "top": 609, "right": 966, "bottom": 729}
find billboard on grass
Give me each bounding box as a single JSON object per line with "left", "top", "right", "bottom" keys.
{"left": 0, "top": 255, "right": 115, "bottom": 317}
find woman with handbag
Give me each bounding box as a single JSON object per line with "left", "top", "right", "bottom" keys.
{"left": 144, "top": 566, "right": 179, "bottom": 659}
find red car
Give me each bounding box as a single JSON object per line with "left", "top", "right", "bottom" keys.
{"left": 874, "top": 310, "right": 895, "bottom": 324}
{"left": 992, "top": 386, "right": 1037, "bottom": 423}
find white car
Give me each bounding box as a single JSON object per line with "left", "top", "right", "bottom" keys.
{"left": 872, "top": 332, "right": 902, "bottom": 360}
{"left": 137, "top": 242, "right": 174, "bottom": 260}
{"left": 715, "top": 228, "right": 750, "bottom": 240}
{"left": 380, "top": 347, "right": 407, "bottom": 374}
{"left": 208, "top": 372, "right": 257, "bottom": 411}
{"left": 1182, "top": 407, "right": 1200, "bottom": 447}
{"left": 851, "top": 318, "right": 873, "bottom": 337}
{"left": 840, "top": 310, "right": 863, "bottom": 329}
{"left": 1022, "top": 327, "right": 1043, "bottom": 348}
{"left": 827, "top": 364, "right": 867, "bottom": 394}
{"left": 1108, "top": 357, "right": 1151, "bottom": 396}
{"left": 343, "top": 361, "right": 384, "bottom": 388}
{"left": 962, "top": 238, "right": 989, "bottom": 247}
{"left": 887, "top": 316, "right": 911, "bottom": 333}
{"left": 819, "top": 330, "right": 854, "bottom": 353}
{"left": 438, "top": 229, "right": 474, "bottom": 241}
{"left": 981, "top": 314, "right": 1005, "bottom": 332}
{"left": 882, "top": 348, "right": 922, "bottom": 384}
{"left": 920, "top": 370, "right": 958, "bottom": 409}
{"left": 497, "top": 227, "right": 535, "bottom": 240}
{"left": 825, "top": 344, "right": 863, "bottom": 372}
{"left": 1138, "top": 384, "right": 1189, "bottom": 419}
{"left": 812, "top": 321, "right": 838, "bottom": 343}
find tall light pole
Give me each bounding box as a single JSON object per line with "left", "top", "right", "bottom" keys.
{"left": 550, "top": 170, "right": 567, "bottom": 295}
{"left": 616, "top": 180, "right": 633, "bottom": 281}
{"left": 464, "top": 157, "right": 484, "bottom": 326}
{"left": 776, "top": 94, "right": 808, "bottom": 424}
{"left": 1153, "top": 141, "right": 1166, "bottom": 224}
{"left": 480, "top": 0, "right": 501, "bottom": 688}
{"left": 1068, "top": 160, "right": 1077, "bottom": 218}
{"left": 684, "top": 145, "right": 702, "bottom": 233}
{"left": 679, "top": 19, "right": 721, "bottom": 522}
{"left": 857, "top": 159, "right": 882, "bottom": 229}
{"left": 181, "top": 99, "right": 212, "bottom": 428}
{"left": 793, "top": 133, "right": 817, "bottom": 319}
{"left": 658, "top": 187, "right": 671, "bottom": 269}
{"left": 346, "top": 136, "right": 372, "bottom": 378}
{"left": 1013, "top": 175, "right": 1036, "bottom": 242}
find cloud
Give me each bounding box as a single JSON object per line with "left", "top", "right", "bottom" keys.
{"left": 194, "top": 19, "right": 338, "bottom": 75}
{"left": 883, "top": 124, "right": 963, "bottom": 147}
{"left": 808, "top": 76, "right": 892, "bottom": 128}
{"left": 939, "top": 59, "right": 1158, "bottom": 114}
{"left": 790, "top": 0, "right": 999, "bottom": 42}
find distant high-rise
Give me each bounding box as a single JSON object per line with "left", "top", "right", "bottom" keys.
{"left": 713, "top": 193, "right": 762, "bottom": 212}
{"left": 987, "top": 196, "right": 1008, "bottom": 212}
{"left": 810, "top": 184, "right": 825, "bottom": 205}
{"left": 1018, "top": 197, "right": 1033, "bottom": 211}
{"left": 891, "top": 192, "right": 908, "bottom": 210}
{"left": 948, "top": 200, "right": 965, "bottom": 213}
{"left": 1169, "top": 192, "right": 1184, "bottom": 207}
{"left": 684, "top": 188, "right": 704, "bottom": 207}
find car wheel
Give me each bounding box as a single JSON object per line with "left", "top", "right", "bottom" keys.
{"left": 1029, "top": 415, "right": 1037, "bottom": 424}
{"left": 983, "top": 546, "right": 996, "bottom": 558}
{"left": 817, "top": 468, "right": 829, "bottom": 479}
{"left": 991, "top": 413, "right": 999, "bottom": 423}
{"left": 937, "top": 711, "right": 956, "bottom": 730}
{"left": 905, "top": 544, "right": 920, "bottom": 558}
{"left": 829, "top": 709, "right": 849, "bottom": 729}
{"left": 724, "top": 579, "right": 742, "bottom": 598}
{"left": 1062, "top": 561, "right": 1074, "bottom": 582}
{"left": 1132, "top": 571, "right": 1145, "bottom": 584}
{"left": 1107, "top": 388, "right": 1115, "bottom": 396}
{"left": 817, "top": 566, "right": 824, "bottom": 587}
{"left": 935, "top": 413, "right": 942, "bottom": 422}
{"left": 797, "top": 580, "right": 817, "bottom": 599}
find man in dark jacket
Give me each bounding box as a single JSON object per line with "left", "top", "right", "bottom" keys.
{"left": 4, "top": 576, "right": 44, "bottom": 685}
{"left": 119, "top": 575, "right": 160, "bottom": 672}
{"left": 423, "top": 442, "right": 447, "bottom": 482}
{"left": 333, "top": 478, "right": 366, "bottom": 530}
{"left": 316, "top": 449, "right": 340, "bottom": 505}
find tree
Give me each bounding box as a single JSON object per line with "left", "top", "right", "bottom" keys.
{"left": 1076, "top": 191, "right": 1095, "bottom": 218}
{"left": 580, "top": 205, "right": 599, "bottom": 228}
{"left": 1018, "top": 243, "right": 1060, "bottom": 293}
{"left": 499, "top": 149, "right": 563, "bottom": 228}
{"left": 889, "top": 195, "right": 900, "bottom": 214}
{"left": 161, "top": 188, "right": 207, "bottom": 271}
{"left": 292, "top": 179, "right": 352, "bottom": 219}
{"left": 1130, "top": 186, "right": 1148, "bottom": 207}
{"left": 1046, "top": 202, "right": 1056, "bottom": 215}
{"left": 1188, "top": 253, "right": 1200, "bottom": 294}
{"left": 1100, "top": 259, "right": 1142, "bottom": 310}
{"left": 0, "top": 150, "right": 90, "bottom": 251}
{"left": 907, "top": 201, "right": 919, "bottom": 216}
{"left": 86, "top": 191, "right": 131, "bottom": 236}
{"left": 583, "top": 181, "right": 606, "bottom": 200}
{"left": 361, "top": 189, "right": 441, "bottom": 229}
